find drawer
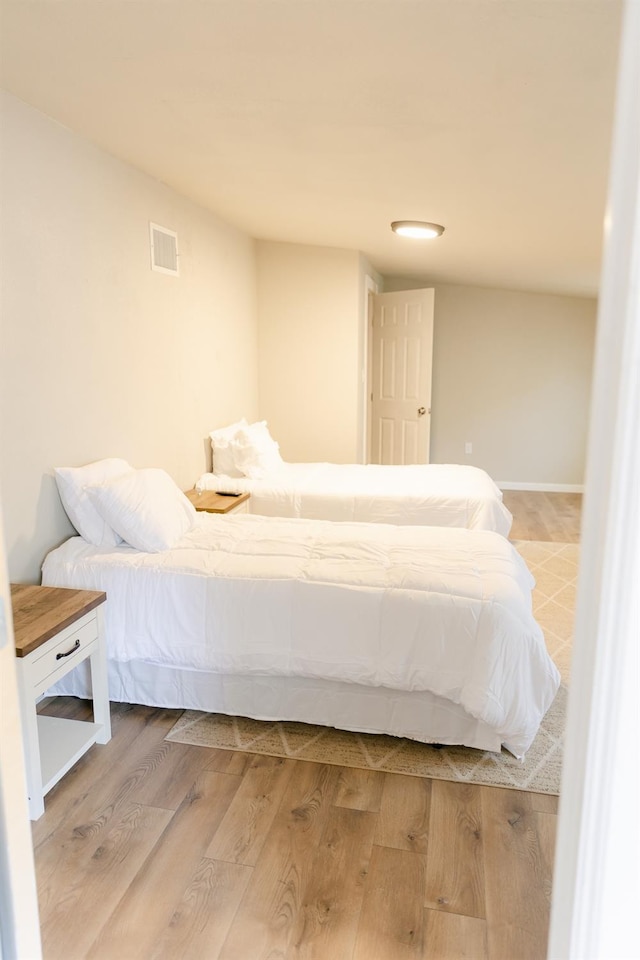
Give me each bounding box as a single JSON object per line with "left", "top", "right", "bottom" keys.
{"left": 29, "top": 617, "right": 99, "bottom": 690}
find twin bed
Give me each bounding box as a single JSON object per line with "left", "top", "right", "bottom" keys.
{"left": 195, "top": 461, "right": 513, "bottom": 534}
{"left": 43, "top": 514, "right": 557, "bottom": 758}
{"left": 42, "top": 448, "right": 559, "bottom": 759}
{"left": 197, "top": 417, "right": 513, "bottom": 534}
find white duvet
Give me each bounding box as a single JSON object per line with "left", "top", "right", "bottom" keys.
{"left": 196, "top": 461, "right": 512, "bottom": 534}
{"left": 42, "top": 513, "right": 558, "bottom": 757}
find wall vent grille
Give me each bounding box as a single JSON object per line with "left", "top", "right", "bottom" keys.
{"left": 150, "top": 222, "right": 179, "bottom": 275}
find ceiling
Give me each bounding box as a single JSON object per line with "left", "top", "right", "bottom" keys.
{"left": 0, "top": 0, "right": 622, "bottom": 296}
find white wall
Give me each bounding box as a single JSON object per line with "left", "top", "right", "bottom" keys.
{"left": 384, "top": 278, "right": 597, "bottom": 485}
{"left": 0, "top": 93, "right": 259, "bottom": 582}
{"left": 256, "top": 241, "right": 362, "bottom": 462}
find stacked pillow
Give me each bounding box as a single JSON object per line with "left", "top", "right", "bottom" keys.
{"left": 210, "top": 420, "right": 284, "bottom": 479}
{"left": 54, "top": 458, "right": 132, "bottom": 547}
{"left": 54, "top": 461, "right": 196, "bottom": 552}
{"left": 209, "top": 419, "right": 248, "bottom": 477}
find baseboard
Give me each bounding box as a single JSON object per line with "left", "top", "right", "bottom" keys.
{"left": 497, "top": 481, "right": 585, "bottom": 493}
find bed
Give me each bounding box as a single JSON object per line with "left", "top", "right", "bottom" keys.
{"left": 196, "top": 461, "right": 513, "bottom": 534}
{"left": 42, "top": 511, "right": 559, "bottom": 759}
{"left": 195, "top": 419, "right": 513, "bottom": 535}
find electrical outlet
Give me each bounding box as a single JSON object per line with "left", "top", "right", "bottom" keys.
{"left": 465, "top": 442, "right": 473, "bottom": 455}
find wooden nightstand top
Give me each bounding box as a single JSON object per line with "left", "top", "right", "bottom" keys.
{"left": 184, "top": 489, "right": 251, "bottom": 514}
{"left": 10, "top": 584, "right": 107, "bottom": 657}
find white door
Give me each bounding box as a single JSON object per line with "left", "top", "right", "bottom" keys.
{"left": 369, "top": 288, "right": 434, "bottom": 464}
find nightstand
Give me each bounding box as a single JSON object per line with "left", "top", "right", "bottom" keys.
{"left": 184, "top": 489, "right": 251, "bottom": 515}
{"left": 11, "top": 584, "right": 111, "bottom": 820}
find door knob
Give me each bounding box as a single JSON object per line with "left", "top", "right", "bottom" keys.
{"left": 418, "top": 406, "right": 426, "bottom": 416}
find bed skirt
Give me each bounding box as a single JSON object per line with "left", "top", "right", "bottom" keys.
{"left": 49, "top": 657, "right": 505, "bottom": 753}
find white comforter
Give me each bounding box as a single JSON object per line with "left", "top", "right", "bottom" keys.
{"left": 196, "top": 462, "right": 512, "bottom": 534}
{"left": 42, "top": 513, "right": 558, "bottom": 757}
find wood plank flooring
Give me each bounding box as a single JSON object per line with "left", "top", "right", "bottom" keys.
{"left": 32, "top": 492, "right": 578, "bottom": 959}
{"left": 503, "top": 490, "right": 582, "bottom": 543}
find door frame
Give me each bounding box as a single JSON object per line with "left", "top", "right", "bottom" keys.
{"left": 548, "top": 0, "right": 640, "bottom": 955}
{"left": 359, "top": 274, "right": 379, "bottom": 464}
{"left": 0, "top": 508, "right": 42, "bottom": 959}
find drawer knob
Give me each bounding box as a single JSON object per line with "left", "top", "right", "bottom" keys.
{"left": 56, "top": 638, "right": 81, "bottom": 660}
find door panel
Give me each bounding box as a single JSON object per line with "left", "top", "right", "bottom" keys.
{"left": 405, "top": 337, "right": 421, "bottom": 399}
{"left": 379, "top": 417, "right": 395, "bottom": 463}
{"left": 402, "top": 419, "right": 419, "bottom": 462}
{"left": 381, "top": 340, "right": 396, "bottom": 398}
{"left": 370, "top": 289, "right": 434, "bottom": 464}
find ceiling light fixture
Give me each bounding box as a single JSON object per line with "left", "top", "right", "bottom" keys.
{"left": 391, "top": 220, "right": 445, "bottom": 239}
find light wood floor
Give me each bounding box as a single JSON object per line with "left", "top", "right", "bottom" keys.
{"left": 33, "top": 492, "right": 580, "bottom": 960}
{"left": 503, "top": 490, "right": 582, "bottom": 543}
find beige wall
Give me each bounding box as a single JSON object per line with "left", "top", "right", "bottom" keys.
{"left": 0, "top": 96, "right": 597, "bottom": 589}
{"left": 0, "top": 93, "right": 259, "bottom": 582}
{"left": 256, "top": 241, "right": 362, "bottom": 462}
{"left": 384, "top": 278, "right": 597, "bottom": 484}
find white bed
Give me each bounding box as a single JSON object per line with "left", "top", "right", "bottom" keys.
{"left": 196, "top": 461, "right": 513, "bottom": 534}
{"left": 42, "top": 512, "right": 558, "bottom": 758}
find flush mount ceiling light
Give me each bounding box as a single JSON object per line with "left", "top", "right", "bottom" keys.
{"left": 391, "top": 220, "right": 445, "bottom": 239}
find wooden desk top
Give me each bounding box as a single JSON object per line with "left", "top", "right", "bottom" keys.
{"left": 10, "top": 584, "right": 106, "bottom": 657}
{"left": 184, "top": 489, "right": 251, "bottom": 514}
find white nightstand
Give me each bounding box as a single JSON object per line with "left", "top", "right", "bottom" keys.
{"left": 184, "top": 489, "right": 251, "bottom": 515}
{"left": 11, "top": 584, "right": 111, "bottom": 820}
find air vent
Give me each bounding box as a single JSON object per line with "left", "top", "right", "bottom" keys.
{"left": 149, "top": 222, "right": 179, "bottom": 276}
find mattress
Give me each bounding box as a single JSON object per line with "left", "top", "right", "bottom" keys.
{"left": 42, "top": 513, "right": 558, "bottom": 757}
{"left": 195, "top": 461, "right": 513, "bottom": 534}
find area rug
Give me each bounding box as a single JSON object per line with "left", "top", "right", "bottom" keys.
{"left": 166, "top": 541, "right": 578, "bottom": 795}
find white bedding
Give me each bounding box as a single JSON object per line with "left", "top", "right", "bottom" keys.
{"left": 195, "top": 461, "right": 512, "bottom": 534}
{"left": 42, "top": 513, "right": 558, "bottom": 757}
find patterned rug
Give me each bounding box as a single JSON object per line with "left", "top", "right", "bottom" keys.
{"left": 166, "top": 541, "right": 578, "bottom": 795}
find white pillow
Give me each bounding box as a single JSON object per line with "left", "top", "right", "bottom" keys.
{"left": 209, "top": 419, "right": 248, "bottom": 477}
{"left": 87, "top": 468, "right": 196, "bottom": 552}
{"left": 231, "top": 421, "right": 284, "bottom": 479}
{"left": 54, "top": 459, "right": 133, "bottom": 546}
